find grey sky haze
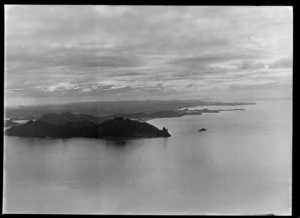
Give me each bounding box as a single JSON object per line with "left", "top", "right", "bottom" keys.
{"left": 5, "top": 5, "right": 293, "bottom": 106}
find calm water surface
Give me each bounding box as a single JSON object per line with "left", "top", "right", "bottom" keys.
{"left": 3, "top": 99, "right": 292, "bottom": 214}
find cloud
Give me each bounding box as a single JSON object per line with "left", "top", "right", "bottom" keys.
{"left": 233, "top": 60, "right": 265, "bottom": 70}
{"left": 229, "top": 82, "right": 292, "bottom": 92}
{"left": 46, "top": 82, "right": 80, "bottom": 92}
{"left": 268, "top": 57, "right": 293, "bottom": 69}
{"left": 168, "top": 52, "right": 266, "bottom": 70}
{"left": 6, "top": 46, "right": 144, "bottom": 72}
{"left": 93, "top": 5, "right": 134, "bottom": 18}
{"left": 4, "top": 6, "right": 293, "bottom": 105}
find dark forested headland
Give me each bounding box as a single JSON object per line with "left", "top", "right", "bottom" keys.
{"left": 5, "top": 115, "right": 171, "bottom": 139}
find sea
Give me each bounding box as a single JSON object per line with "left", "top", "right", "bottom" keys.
{"left": 3, "top": 98, "right": 292, "bottom": 215}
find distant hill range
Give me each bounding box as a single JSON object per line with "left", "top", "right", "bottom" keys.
{"left": 5, "top": 99, "right": 254, "bottom": 121}
{"left": 39, "top": 112, "right": 101, "bottom": 126}
{"left": 37, "top": 111, "right": 190, "bottom": 124}
{"left": 5, "top": 114, "right": 171, "bottom": 139}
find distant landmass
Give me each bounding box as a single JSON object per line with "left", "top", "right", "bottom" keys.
{"left": 39, "top": 112, "right": 100, "bottom": 126}
{"left": 4, "top": 99, "right": 254, "bottom": 139}
{"left": 104, "top": 110, "right": 203, "bottom": 121}
{"left": 5, "top": 99, "right": 255, "bottom": 121}
{"left": 7, "top": 108, "right": 246, "bottom": 124}
{"left": 4, "top": 119, "right": 19, "bottom": 128}
{"left": 5, "top": 116, "right": 171, "bottom": 139}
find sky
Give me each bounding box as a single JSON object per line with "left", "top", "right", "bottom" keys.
{"left": 5, "top": 5, "right": 293, "bottom": 106}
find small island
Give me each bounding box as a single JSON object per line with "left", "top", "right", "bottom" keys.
{"left": 5, "top": 114, "right": 171, "bottom": 139}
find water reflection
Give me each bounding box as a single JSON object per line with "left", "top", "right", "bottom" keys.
{"left": 104, "top": 139, "right": 129, "bottom": 147}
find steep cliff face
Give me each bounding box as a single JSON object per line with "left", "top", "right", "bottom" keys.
{"left": 5, "top": 116, "right": 171, "bottom": 139}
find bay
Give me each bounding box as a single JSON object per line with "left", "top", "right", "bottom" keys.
{"left": 3, "top": 99, "right": 292, "bottom": 215}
